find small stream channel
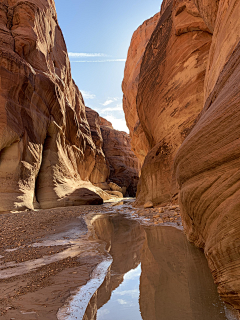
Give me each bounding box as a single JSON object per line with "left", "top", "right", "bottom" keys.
{"left": 58, "top": 209, "right": 237, "bottom": 320}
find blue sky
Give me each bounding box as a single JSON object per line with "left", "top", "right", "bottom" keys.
{"left": 55, "top": 0, "right": 162, "bottom": 132}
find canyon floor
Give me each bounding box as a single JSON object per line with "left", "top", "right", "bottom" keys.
{"left": 0, "top": 201, "right": 237, "bottom": 320}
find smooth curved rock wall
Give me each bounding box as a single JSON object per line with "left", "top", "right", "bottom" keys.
{"left": 175, "top": 0, "right": 240, "bottom": 310}
{"left": 123, "top": 0, "right": 211, "bottom": 206}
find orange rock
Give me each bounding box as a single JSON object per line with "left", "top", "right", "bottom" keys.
{"left": 100, "top": 120, "right": 140, "bottom": 197}
{"left": 85, "top": 107, "right": 110, "bottom": 185}
{"left": 124, "top": 0, "right": 211, "bottom": 206}
{"left": 0, "top": 0, "right": 106, "bottom": 210}
{"left": 122, "top": 12, "right": 160, "bottom": 165}
{"left": 175, "top": 0, "right": 240, "bottom": 309}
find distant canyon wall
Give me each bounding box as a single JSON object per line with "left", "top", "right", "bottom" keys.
{"left": 0, "top": 0, "right": 139, "bottom": 212}
{"left": 123, "top": 0, "right": 240, "bottom": 312}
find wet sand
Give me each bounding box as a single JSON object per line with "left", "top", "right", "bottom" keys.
{"left": 0, "top": 201, "right": 238, "bottom": 319}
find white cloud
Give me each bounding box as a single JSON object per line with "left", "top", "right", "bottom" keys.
{"left": 101, "top": 97, "right": 120, "bottom": 106}
{"left": 102, "top": 104, "right": 123, "bottom": 113}
{"left": 81, "top": 90, "right": 96, "bottom": 100}
{"left": 69, "top": 52, "right": 108, "bottom": 57}
{"left": 97, "top": 308, "right": 110, "bottom": 318}
{"left": 104, "top": 115, "right": 129, "bottom": 133}
{"left": 115, "top": 289, "right": 139, "bottom": 298}
{"left": 102, "top": 99, "right": 114, "bottom": 106}
{"left": 71, "top": 59, "right": 126, "bottom": 63}
{"left": 117, "top": 299, "right": 128, "bottom": 305}
{"left": 124, "top": 266, "right": 141, "bottom": 280}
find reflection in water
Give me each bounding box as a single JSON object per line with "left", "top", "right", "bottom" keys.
{"left": 83, "top": 213, "right": 230, "bottom": 320}
{"left": 97, "top": 264, "right": 142, "bottom": 320}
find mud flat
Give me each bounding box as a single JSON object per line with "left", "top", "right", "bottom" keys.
{"left": 0, "top": 201, "right": 238, "bottom": 319}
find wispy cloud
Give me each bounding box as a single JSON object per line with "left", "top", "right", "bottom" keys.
{"left": 71, "top": 59, "right": 126, "bottom": 63}
{"left": 81, "top": 90, "right": 96, "bottom": 100}
{"left": 69, "top": 52, "right": 108, "bottom": 57}
{"left": 115, "top": 289, "right": 139, "bottom": 297}
{"left": 105, "top": 115, "right": 129, "bottom": 133}
{"left": 101, "top": 97, "right": 120, "bottom": 106}
{"left": 102, "top": 104, "right": 123, "bottom": 113}
{"left": 117, "top": 299, "right": 128, "bottom": 305}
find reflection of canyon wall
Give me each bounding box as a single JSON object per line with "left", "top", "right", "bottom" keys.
{"left": 83, "top": 214, "right": 145, "bottom": 320}
{"left": 123, "top": 0, "right": 211, "bottom": 206}
{"left": 100, "top": 119, "right": 140, "bottom": 197}
{"left": 93, "top": 214, "right": 145, "bottom": 274}
{"left": 0, "top": 0, "right": 139, "bottom": 212}
{"left": 174, "top": 0, "right": 240, "bottom": 310}
{"left": 140, "top": 226, "right": 226, "bottom": 320}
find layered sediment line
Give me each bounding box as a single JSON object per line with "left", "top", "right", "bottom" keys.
{"left": 123, "top": 0, "right": 211, "bottom": 206}
{"left": 0, "top": 0, "right": 140, "bottom": 212}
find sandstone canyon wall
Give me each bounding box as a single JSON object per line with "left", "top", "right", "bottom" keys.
{"left": 122, "top": 12, "right": 160, "bottom": 166}
{"left": 100, "top": 117, "right": 140, "bottom": 197}
{"left": 0, "top": 0, "right": 139, "bottom": 212}
{"left": 123, "top": 0, "right": 211, "bottom": 206}
{"left": 174, "top": 0, "right": 240, "bottom": 310}
{"left": 124, "top": 0, "right": 240, "bottom": 312}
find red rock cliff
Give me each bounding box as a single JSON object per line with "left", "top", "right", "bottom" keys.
{"left": 0, "top": 0, "right": 139, "bottom": 212}
{"left": 122, "top": 12, "right": 160, "bottom": 166}
{"left": 175, "top": 0, "right": 240, "bottom": 311}
{"left": 125, "top": 0, "right": 240, "bottom": 312}
{"left": 123, "top": 0, "right": 211, "bottom": 206}
{"left": 100, "top": 117, "right": 140, "bottom": 197}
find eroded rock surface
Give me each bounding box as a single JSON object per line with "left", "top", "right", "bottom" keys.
{"left": 175, "top": 0, "right": 240, "bottom": 310}
{"left": 0, "top": 0, "right": 140, "bottom": 212}
{"left": 123, "top": 0, "right": 211, "bottom": 206}
{"left": 100, "top": 118, "right": 140, "bottom": 197}
{"left": 0, "top": 0, "right": 107, "bottom": 211}
{"left": 85, "top": 107, "right": 109, "bottom": 187}
{"left": 122, "top": 12, "right": 160, "bottom": 165}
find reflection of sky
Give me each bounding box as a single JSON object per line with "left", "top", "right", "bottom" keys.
{"left": 97, "top": 264, "right": 142, "bottom": 320}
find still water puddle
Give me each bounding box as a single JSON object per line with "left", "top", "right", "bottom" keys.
{"left": 97, "top": 264, "right": 142, "bottom": 320}
{"left": 60, "top": 213, "right": 237, "bottom": 320}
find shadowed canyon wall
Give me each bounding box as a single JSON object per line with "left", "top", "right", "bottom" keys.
{"left": 100, "top": 117, "right": 140, "bottom": 197}
{"left": 0, "top": 0, "right": 139, "bottom": 212}
{"left": 124, "top": 0, "right": 240, "bottom": 312}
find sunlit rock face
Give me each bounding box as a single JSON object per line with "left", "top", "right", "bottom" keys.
{"left": 100, "top": 118, "right": 140, "bottom": 197}
{"left": 175, "top": 0, "right": 240, "bottom": 310}
{"left": 122, "top": 12, "right": 160, "bottom": 166}
{"left": 0, "top": 0, "right": 105, "bottom": 211}
{"left": 123, "top": 0, "right": 211, "bottom": 206}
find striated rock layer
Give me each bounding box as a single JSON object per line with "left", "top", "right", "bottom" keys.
{"left": 122, "top": 12, "right": 160, "bottom": 166}
{"left": 175, "top": 0, "right": 240, "bottom": 311}
{"left": 0, "top": 0, "right": 139, "bottom": 212}
{"left": 0, "top": 0, "right": 106, "bottom": 211}
{"left": 123, "top": 0, "right": 211, "bottom": 206}
{"left": 100, "top": 117, "right": 140, "bottom": 197}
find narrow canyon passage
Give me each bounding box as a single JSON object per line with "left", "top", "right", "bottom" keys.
{"left": 1, "top": 201, "right": 237, "bottom": 320}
